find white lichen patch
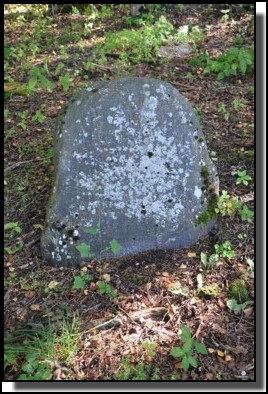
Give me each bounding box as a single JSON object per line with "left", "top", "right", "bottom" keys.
{"left": 194, "top": 186, "right": 202, "bottom": 199}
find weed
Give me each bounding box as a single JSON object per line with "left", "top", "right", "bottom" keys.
{"left": 218, "top": 102, "right": 230, "bottom": 121}
{"left": 226, "top": 299, "right": 253, "bottom": 314}
{"left": 200, "top": 252, "right": 219, "bottom": 270}
{"left": 239, "top": 204, "right": 254, "bottom": 223}
{"left": 72, "top": 272, "right": 94, "bottom": 290}
{"left": 59, "top": 74, "right": 72, "bottom": 92}
{"left": 96, "top": 281, "right": 117, "bottom": 299}
{"left": 5, "top": 314, "right": 80, "bottom": 380}
{"left": 228, "top": 279, "right": 249, "bottom": 303}
{"left": 31, "top": 109, "right": 46, "bottom": 124}
{"left": 204, "top": 46, "right": 254, "bottom": 79}
{"left": 141, "top": 341, "right": 158, "bottom": 360}
{"left": 214, "top": 241, "right": 235, "bottom": 259}
{"left": 17, "top": 110, "right": 28, "bottom": 130}
{"left": 76, "top": 227, "right": 122, "bottom": 260}
{"left": 232, "top": 98, "right": 246, "bottom": 110}
{"left": 235, "top": 170, "right": 252, "bottom": 185}
{"left": 114, "top": 357, "right": 149, "bottom": 380}
{"left": 170, "top": 324, "right": 207, "bottom": 371}
{"left": 215, "top": 191, "right": 241, "bottom": 216}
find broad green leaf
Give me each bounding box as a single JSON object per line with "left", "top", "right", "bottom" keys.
{"left": 181, "top": 325, "right": 192, "bottom": 341}
{"left": 72, "top": 275, "right": 86, "bottom": 290}
{"left": 182, "top": 355, "right": 190, "bottom": 371}
{"left": 76, "top": 243, "right": 91, "bottom": 258}
{"left": 109, "top": 239, "right": 122, "bottom": 254}
{"left": 183, "top": 339, "right": 193, "bottom": 354}
{"left": 170, "top": 347, "right": 185, "bottom": 358}
{"left": 84, "top": 228, "right": 99, "bottom": 235}
{"left": 188, "top": 355, "right": 198, "bottom": 368}
{"left": 194, "top": 341, "right": 208, "bottom": 355}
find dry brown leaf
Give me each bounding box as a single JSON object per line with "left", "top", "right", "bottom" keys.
{"left": 175, "top": 361, "right": 183, "bottom": 369}
{"left": 162, "top": 272, "right": 170, "bottom": 277}
{"left": 225, "top": 354, "right": 233, "bottom": 362}
{"left": 187, "top": 252, "right": 196, "bottom": 257}
{"left": 243, "top": 307, "right": 253, "bottom": 317}
{"left": 190, "top": 297, "right": 201, "bottom": 304}
{"left": 103, "top": 273, "right": 111, "bottom": 282}
{"left": 207, "top": 348, "right": 216, "bottom": 354}
{"left": 30, "top": 304, "right": 42, "bottom": 311}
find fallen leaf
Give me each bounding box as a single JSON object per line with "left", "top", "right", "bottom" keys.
{"left": 30, "top": 304, "right": 42, "bottom": 311}
{"left": 225, "top": 354, "right": 233, "bottom": 362}
{"left": 187, "top": 252, "right": 196, "bottom": 257}
{"left": 103, "top": 273, "right": 111, "bottom": 282}
{"left": 243, "top": 307, "right": 253, "bottom": 317}
{"left": 47, "top": 280, "right": 59, "bottom": 289}
{"left": 175, "top": 361, "right": 183, "bottom": 369}
{"left": 17, "top": 308, "right": 28, "bottom": 321}
{"left": 217, "top": 350, "right": 225, "bottom": 357}
{"left": 190, "top": 297, "right": 201, "bottom": 304}
{"left": 81, "top": 266, "right": 88, "bottom": 272}
{"left": 207, "top": 348, "right": 216, "bottom": 354}
{"left": 162, "top": 272, "right": 170, "bottom": 277}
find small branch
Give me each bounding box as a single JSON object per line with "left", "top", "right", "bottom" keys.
{"left": 4, "top": 159, "right": 42, "bottom": 172}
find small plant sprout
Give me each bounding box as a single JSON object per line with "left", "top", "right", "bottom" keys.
{"left": 215, "top": 191, "right": 241, "bottom": 216}
{"left": 170, "top": 324, "right": 207, "bottom": 372}
{"left": 200, "top": 252, "right": 219, "bottom": 270}
{"left": 235, "top": 170, "right": 252, "bottom": 185}
{"left": 214, "top": 241, "right": 235, "bottom": 259}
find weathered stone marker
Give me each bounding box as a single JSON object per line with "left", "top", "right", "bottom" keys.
{"left": 41, "top": 77, "right": 219, "bottom": 267}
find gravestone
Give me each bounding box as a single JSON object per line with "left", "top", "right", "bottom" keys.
{"left": 41, "top": 77, "right": 219, "bottom": 267}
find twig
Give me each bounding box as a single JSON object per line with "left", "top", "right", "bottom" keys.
{"left": 4, "top": 159, "right": 42, "bottom": 172}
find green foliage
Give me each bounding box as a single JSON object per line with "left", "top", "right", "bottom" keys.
{"left": 76, "top": 242, "right": 93, "bottom": 259}
{"left": 218, "top": 102, "right": 230, "bottom": 121}
{"left": 214, "top": 241, "right": 235, "bottom": 259}
{"left": 76, "top": 227, "right": 122, "bottom": 262}
{"left": 4, "top": 222, "right": 22, "bottom": 236}
{"left": 200, "top": 251, "right": 219, "bottom": 270}
{"left": 59, "top": 74, "right": 72, "bottom": 92}
{"left": 204, "top": 46, "right": 254, "bottom": 79}
{"left": 17, "top": 110, "right": 28, "bottom": 130}
{"left": 228, "top": 279, "right": 249, "bottom": 303}
{"left": 96, "top": 281, "right": 117, "bottom": 299}
{"left": 215, "top": 191, "right": 241, "bottom": 216}
{"left": 5, "top": 315, "right": 80, "bottom": 380}
{"left": 239, "top": 204, "right": 254, "bottom": 223}
{"left": 141, "top": 341, "right": 158, "bottom": 358}
{"left": 109, "top": 239, "right": 123, "bottom": 254}
{"left": 28, "top": 67, "right": 55, "bottom": 93}
{"left": 88, "top": 16, "right": 174, "bottom": 67}
{"left": 72, "top": 273, "right": 94, "bottom": 290}
{"left": 31, "top": 109, "right": 46, "bottom": 124}
{"left": 226, "top": 299, "right": 253, "bottom": 313}
{"left": 232, "top": 98, "right": 246, "bottom": 110}
{"left": 174, "top": 25, "right": 205, "bottom": 43}
{"left": 235, "top": 170, "right": 252, "bottom": 185}
{"left": 114, "top": 356, "right": 153, "bottom": 380}
{"left": 170, "top": 325, "right": 207, "bottom": 372}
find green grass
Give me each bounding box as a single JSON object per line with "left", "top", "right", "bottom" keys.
{"left": 4, "top": 314, "right": 81, "bottom": 380}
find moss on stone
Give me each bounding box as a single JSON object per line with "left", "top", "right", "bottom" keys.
{"left": 196, "top": 164, "right": 218, "bottom": 225}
